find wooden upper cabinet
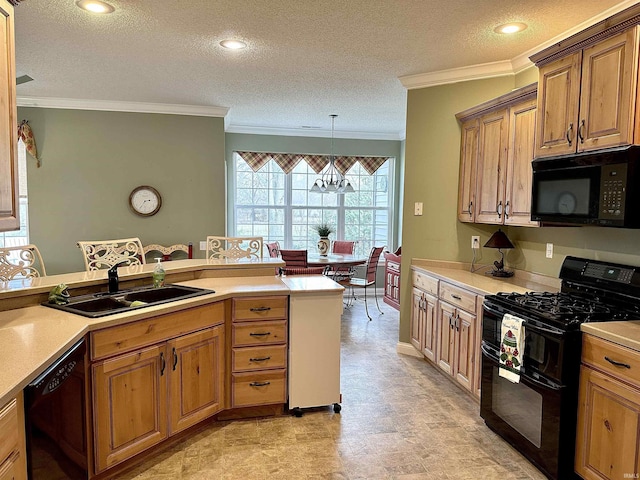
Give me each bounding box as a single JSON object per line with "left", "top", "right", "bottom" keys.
{"left": 533, "top": 21, "right": 640, "bottom": 158}
{"left": 0, "top": 0, "right": 18, "bottom": 232}
{"left": 475, "top": 109, "right": 508, "bottom": 224}
{"left": 505, "top": 99, "right": 538, "bottom": 227}
{"left": 535, "top": 52, "right": 581, "bottom": 158}
{"left": 579, "top": 28, "right": 639, "bottom": 151}
{"left": 456, "top": 83, "right": 538, "bottom": 227}
{"left": 457, "top": 119, "right": 479, "bottom": 222}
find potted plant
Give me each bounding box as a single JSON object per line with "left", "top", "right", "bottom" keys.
{"left": 313, "top": 223, "right": 334, "bottom": 256}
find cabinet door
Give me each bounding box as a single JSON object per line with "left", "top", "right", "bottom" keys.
{"left": 410, "top": 288, "right": 424, "bottom": 352}
{"left": 421, "top": 293, "right": 438, "bottom": 363}
{"left": 0, "top": 452, "right": 22, "bottom": 480}
{"left": 436, "top": 302, "right": 456, "bottom": 375}
{"left": 0, "top": 0, "right": 18, "bottom": 232}
{"left": 575, "top": 365, "right": 640, "bottom": 480}
{"left": 457, "top": 118, "right": 479, "bottom": 222}
{"left": 92, "top": 344, "right": 168, "bottom": 473}
{"left": 579, "top": 27, "right": 639, "bottom": 152}
{"left": 475, "top": 109, "right": 508, "bottom": 224}
{"left": 505, "top": 99, "right": 538, "bottom": 227}
{"left": 452, "top": 309, "right": 475, "bottom": 392}
{"left": 168, "top": 325, "right": 225, "bottom": 434}
{"left": 535, "top": 52, "right": 582, "bottom": 158}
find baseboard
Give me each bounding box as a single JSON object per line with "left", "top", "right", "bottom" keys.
{"left": 396, "top": 342, "right": 423, "bottom": 358}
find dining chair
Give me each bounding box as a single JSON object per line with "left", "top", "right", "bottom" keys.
{"left": 206, "top": 236, "right": 263, "bottom": 260}
{"left": 77, "top": 237, "right": 145, "bottom": 271}
{"left": 143, "top": 242, "right": 193, "bottom": 262}
{"left": 326, "top": 240, "right": 358, "bottom": 282}
{"left": 279, "top": 249, "right": 327, "bottom": 275}
{"left": 265, "top": 241, "right": 281, "bottom": 258}
{"left": 0, "top": 244, "right": 47, "bottom": 281}
{"left": 341, "top": 245, "right": 385, "bottom": 321}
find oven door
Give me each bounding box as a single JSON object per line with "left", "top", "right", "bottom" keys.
{"left": 480, "top": 342, "right": 579, "bottom": 480}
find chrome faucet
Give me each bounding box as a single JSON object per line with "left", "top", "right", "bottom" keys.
{"left": 108, "top": 261, "right": 129, "bottom": 293}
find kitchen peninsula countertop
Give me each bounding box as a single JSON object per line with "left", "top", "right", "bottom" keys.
{"left": 412, "top": 259, "right": 560, "bottom": 296}
{"left": 0, "top": 259, "right": 342, "bottom": 408}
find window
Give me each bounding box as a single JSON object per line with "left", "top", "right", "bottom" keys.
{"left": 0, "top": 140, "right": 29, "bottom": 247}
{"left": 233, "top": 152, "right": 393, "bottom": 256}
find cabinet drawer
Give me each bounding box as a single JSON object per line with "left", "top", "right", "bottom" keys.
{"left": 439, "top": 282, "right": 476, "bottom": 313}
{"left": 412, "top": 271, "right": 438, "bottom": 296}
{"left": 233, "top": 296, "right": 288, "bottom": 322}
{"left": 232, "top": 320, "right": 287, "bottom": 347}
{"left": 91, "top": 302, "right": 224, "bottom": 360}
{"left": 386, "top": 261, "right": 400, "bottom": 273}
{"left": 582, "top": 335, "right": 640, "bottom": 388}
{"left": 0, "top": 399, "right": 18, "bottom": 466}
{"left": 232, "top": 345, "right": 287, "bottom": 372}
{"left": 232, "top": 369, "right": 287, "bottom": 407}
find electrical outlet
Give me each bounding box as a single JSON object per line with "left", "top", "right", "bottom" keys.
{"left": 199, "top": 241, "right": 207, "bottom": 251}
{"left": 546, "top": 243, "right": 553, "bottom": 259}
{"left": 471, "top": 236, "right": 480, "bottom": 249}
{"left": 414, "top": 202, "right": 423, "bottom": 216}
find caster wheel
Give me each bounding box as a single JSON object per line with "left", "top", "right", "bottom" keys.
{"left": 291, "top": 407, "right": 303, "bottom": 418}
{"left": 333, "top": 403, "right": 341, "bottom": 413}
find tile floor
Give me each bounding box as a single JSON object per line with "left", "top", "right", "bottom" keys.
{"left": 116, "top": 296, "right": 547, "bottom": 480}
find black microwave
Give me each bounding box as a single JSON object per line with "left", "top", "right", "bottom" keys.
{"left": 531, "top": 146, "right": 640, "bottom": 228}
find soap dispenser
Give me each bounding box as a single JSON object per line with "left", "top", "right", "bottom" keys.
{"left": 152, "top": 258, "right": 165, "bottom": 288}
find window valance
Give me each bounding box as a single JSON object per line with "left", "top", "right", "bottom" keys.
{"left": 235, "top": 151, "right": 390, "bottom": 175}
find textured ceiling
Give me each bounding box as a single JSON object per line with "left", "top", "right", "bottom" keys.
{"left": 13, "top": 0, "right": 630, "bottom": 139}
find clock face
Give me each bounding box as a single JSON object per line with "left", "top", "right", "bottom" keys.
{"left": 557, "top": 192, "right": 577, "bottom": 215}
{"left": 129, "top": 186, "right": 162, "bottom": 216}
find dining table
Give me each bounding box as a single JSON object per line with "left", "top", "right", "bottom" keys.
{"left": 307, "top": 253, "right": 367, "bottom": 268}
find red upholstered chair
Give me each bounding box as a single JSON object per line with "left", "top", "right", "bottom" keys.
{"left": 341, "top": 246, "right": 385, "bottom": 321}
{"left": 326, "top": 240, "right": 357, "bottom": 281}
{"left": 265, "top": 241, "right": 281, "bottom": 258}
{"left": 331, "top": 240, "right": 356, "bottom": 254}
{"left": 279, "top": 249, "right": 327, "bottom": 275}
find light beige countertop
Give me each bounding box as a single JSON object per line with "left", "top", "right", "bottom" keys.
{"left": 412, "top": 259, "right": 560, "bottom": 296}
{"left": 0, "top": 268, "right": 340, "bottom": 408}
{"left": 581, "top": 321, "right": 640, "bottom": 353}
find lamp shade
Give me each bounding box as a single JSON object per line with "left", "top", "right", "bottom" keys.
{"left": 484, "top": 229, "right": 514, "bottom": 250}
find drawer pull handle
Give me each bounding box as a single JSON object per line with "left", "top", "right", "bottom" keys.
{"left": 451, "top": 294, "right": 462, "bottom": 300}
{"left": 250, "top": 307, "right": 271, "bottom": 312}
{"left": 172, "top": 347, "right": 178, "bottom": 371}
{"left": 604, "top": 356, "right": 631, "bottom": 369}
{"left": 249, "top": 381, "right": 271, "bottom": 387}
{"left": 249, "top": 332, "right": 271, "bottom": 337}
{"left": 160, "top": 352, "right": 166, "bottom": 376}
{"left": 249, "top": 356, "right": 271, "bottom": 362}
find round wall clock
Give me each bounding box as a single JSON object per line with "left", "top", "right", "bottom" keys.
{"left": 129, "top": 185, "right": 162, "bottom": 217}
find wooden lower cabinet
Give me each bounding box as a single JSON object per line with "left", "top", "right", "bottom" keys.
{"left": 168, "top": 325, "right": 225, "bottom": 434}
{"left": 92, "top": 344, "right": 168, "bottom": 473}
{"left": 410, "top": 287, "right": 425, "bottom": 352}
{"left": 421, "top": 293, "right": 437, "bottom": 363}
{"left": 0, "top": 394, "right": 26, "bottom": 480}
{"left": 436, "top": 301, "right": 455, "bottom": 375}
{"left": 575, "top": 335, "right": 640, "bottom": 480}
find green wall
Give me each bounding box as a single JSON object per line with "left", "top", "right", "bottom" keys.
{"left": 19, "top": 107, "right": 226, "bottom": 274}
{"left": 400, "top": 72, "right": 640, "bottom": 343}
{"left": 225, "top": 132, "right": 404, "bottom": 249}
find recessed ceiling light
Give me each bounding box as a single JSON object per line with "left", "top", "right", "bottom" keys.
{"left": 76, "top": 0, "right": 115, "bottom": 14}
{"left": 494, "top": 22, "right": 527, "bottom": 34}
{"left": 220, "top": 39, "right": 247, "bottom": 50}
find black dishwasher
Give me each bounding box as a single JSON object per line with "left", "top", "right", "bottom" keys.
{"left": 25, "top": 338, "right": 88, "bottom": 480}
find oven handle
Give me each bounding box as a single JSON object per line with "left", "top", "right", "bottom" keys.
{"left": 483, "top": 303, "right": 565, "bottom": 337}
{"left": 481, "top": 342, "right": 563, "bottom": 392}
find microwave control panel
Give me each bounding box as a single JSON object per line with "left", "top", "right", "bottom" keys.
{"left": 599, "top": 163, "right": 627, "bottom": 220}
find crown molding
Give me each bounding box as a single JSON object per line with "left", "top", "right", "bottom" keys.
{"left": 225, "top": 123, "right": 404, "bottom": 141}
{"left": 400, "top": 0, "right": 639, "bottom": 89}
{"left": 16, "top": 96, "right": 229, "bottom": 117}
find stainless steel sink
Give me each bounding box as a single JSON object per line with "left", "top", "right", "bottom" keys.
{"left": 43, "top": 284, "right": 214, "bottom": 318}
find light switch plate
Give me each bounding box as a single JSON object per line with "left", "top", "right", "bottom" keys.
{"left": 199, "top": 241, "right": 207, "bottom": 251}
{"left": 546, "top": 243, "right": 553, "bottom": 258}
{"left": 414, "top": 202, "right": 423, "bottom": 216}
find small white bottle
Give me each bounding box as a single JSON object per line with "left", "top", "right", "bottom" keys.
{"left": 152, "top": 258, "right": 165, "bottom": 288}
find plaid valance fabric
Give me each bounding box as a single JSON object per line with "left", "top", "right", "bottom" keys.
{"left": 236, "top": 151, "right": 390, "bottom": 175}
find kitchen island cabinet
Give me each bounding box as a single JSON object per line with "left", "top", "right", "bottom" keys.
{"left": 0, "top": 0, "right": 18, "bottom": 233}
{"left": 0, "top": 393, "right": 26, "bottom": 480}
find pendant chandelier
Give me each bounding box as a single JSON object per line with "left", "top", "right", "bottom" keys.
{"left": 309, "top": 115, "right": 355, "bottom": 194}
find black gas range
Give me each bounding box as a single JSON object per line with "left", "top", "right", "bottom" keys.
{"left": 481, "top": 256, "right": 640, "bottom": 480}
